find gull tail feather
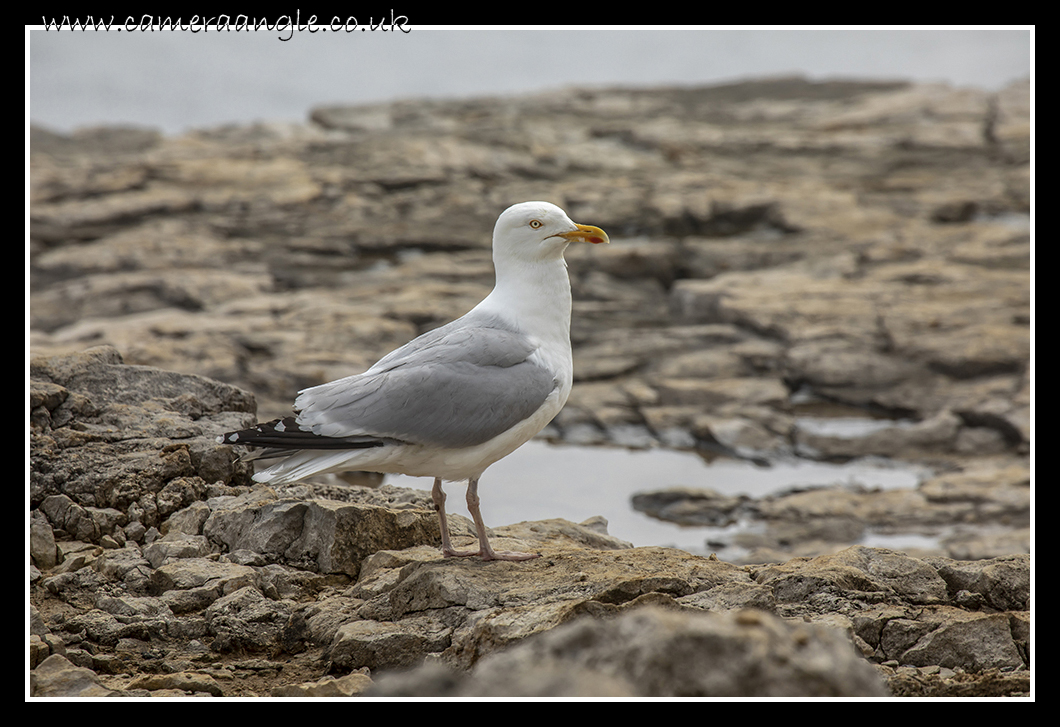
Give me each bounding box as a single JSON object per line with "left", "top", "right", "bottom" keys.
{"left": 251, "top": 450, "right": 374, "bottom": 486}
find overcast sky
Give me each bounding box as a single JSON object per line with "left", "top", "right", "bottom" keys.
{"left": 29, "top": 26, "right": 1032, "bottom": 135}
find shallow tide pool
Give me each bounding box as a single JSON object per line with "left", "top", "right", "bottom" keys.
{"left": 385, "top": 439, "right": 932, "bottom": 554}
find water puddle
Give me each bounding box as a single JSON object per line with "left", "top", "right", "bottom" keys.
{"left": 858, "top": 531, "right": 948, "bottom": 551}
{"left": 385, "top": 439, "right": 932, "bottom": 554}
{"left": 793, "top": 415, "right": 920, "bottom": 438}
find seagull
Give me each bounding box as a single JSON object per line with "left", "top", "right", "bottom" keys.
{"left": 218, "top": 201, "right": 609, "bottom": 561}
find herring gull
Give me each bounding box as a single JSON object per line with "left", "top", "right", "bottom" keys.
{"left": 218, "top": 201, "right": 609, "bottom": 561}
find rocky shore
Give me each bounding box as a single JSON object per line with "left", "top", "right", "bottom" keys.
{"left": 30, "top": 77, "right": 1030, "bottom": 697}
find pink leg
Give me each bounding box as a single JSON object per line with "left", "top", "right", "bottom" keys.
{"left": 465, "top": 478, "right": 540, "bottom": 562}
{"left": 432, "top": 478, "right": 480, "bottom": 558}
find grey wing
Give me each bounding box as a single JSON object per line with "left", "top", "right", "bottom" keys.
{"left": 292, "top": 317, "right": 558, "bottom": 448}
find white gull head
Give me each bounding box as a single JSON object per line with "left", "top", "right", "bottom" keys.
{"left": 492, "top": 201, "right": 609, "bottom": 266}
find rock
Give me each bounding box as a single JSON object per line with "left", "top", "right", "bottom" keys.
{"left": 31, "top": 503, "right": 1030, "bottom": 696}
{"left": 40, "top": 494, "right": 100, "bottom": 543}
{"left": 878, "top": 607, "right": 1024, "bottom": 671}
{"left": 30, "top": 509, "right": 58, "bottom": 569}
{"left": 634, "top": 457, "right": 1029, "bottom": 563}
{"left": 884, "top": 665, "right": 1030, "bottom": 698}
{"left": 126, "top": 671, "right": 225, "bottom": 697}
{"left": 654, "top": 377, "right": 790, "bottom": 409}
{"left": 162, "top": 501, "right": 212, "bottom": 536}
{"left": 369, "top": 606, "right": 889, "bottom": 697}
{"left": 329, "top": 614, "right": 455, "bottom": 671}
{"left": 93, "top": 546, "right": 154, "bottom": 592}
{"left": 795, "top": 410, "right": 962, "bottom": 459}
{"left": 151, "top": 558, "right": 258, "bottom": 613}
{"left": 271, "top": 672, "right": 373, "bottom": 697}
{"left": 30, "top": 345, "right": 256, "bottom": 524}
{"left": 202, "top": 490, "right": 442, "bottom": 578}
{"left": 753, "top": 546, "right": 949, "bottom": 606}
{"left": 632, "top": 488, "right": 755, "bottom": 527}
{"left": 31, "top": 654, "right": 118, "bottom": 697}
{"left": 205, "top": 586, "right": 294, "bottom": 653}
{"left": 143, "top": 532, "right": 213, "bottom": 568}
{"left": 925, "top": 554, "right": 1030, "bottom": 611}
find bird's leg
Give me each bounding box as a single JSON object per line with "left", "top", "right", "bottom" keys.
{"left": 466, "top": 478, "right": 540, "bottom": 562}
{"left": 432, "top": 477, "right": 480, "bottom": 558}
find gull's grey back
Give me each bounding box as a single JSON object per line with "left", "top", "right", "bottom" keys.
{"left": 294, "top": 312, "right": 557, "bottom": 448}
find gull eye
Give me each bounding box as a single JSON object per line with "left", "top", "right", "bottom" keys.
{"left": 529, "top": 219, "right": 543, "bottom": 229}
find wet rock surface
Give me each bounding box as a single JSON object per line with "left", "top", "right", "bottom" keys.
{"left": 30, "top": 77, "right": 1030, "bottom": 697}
{"left": 632, "top": 456, "right": 1030, "bottom": 564}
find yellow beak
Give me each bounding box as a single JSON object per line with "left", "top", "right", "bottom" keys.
{"left": 555, "top": 223, "right": 609, "bottom": 245}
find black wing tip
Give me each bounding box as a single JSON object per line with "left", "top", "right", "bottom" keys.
{"left": 217, "top": 417, "right": 391, "bottom": 451}
{"left": 217, "top": 416, "right": 298, "bottom": 444}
